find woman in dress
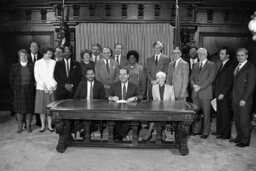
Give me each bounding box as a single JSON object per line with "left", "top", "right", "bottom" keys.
{"left": 9, "top": 49, "right": 35, "bottom": 133}
{"left": 143, "top": 71, "right": 175, "bottom": 140}
{"left": 125, "top": 50, "right": 146, "bottom": 99}
{"left": 34, "top": 47, "right": 57, "bottom": 132}
{"left": 80, "top": 49, "right": 95, "bottom": 81}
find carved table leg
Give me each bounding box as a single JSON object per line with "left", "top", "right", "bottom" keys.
{"left": 131, "top": 122, "right": 139, "bottom": 145}
{"left": 107, "top": 121, "right": 115, "bottom": 143}
{"left": 83, "top": 121, "right": 92, "bottom": 142}
{"left": 155, "top": 122, "right": 164, "bottom": 144}
{"left": 55, "top": 119, "right": 70, "bottom": 153}
{"left": 177, "top": 121, "right": 191, "bottom": 155}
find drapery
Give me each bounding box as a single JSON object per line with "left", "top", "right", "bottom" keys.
{"left": 76, "top": 23, "right": 173, "bottom": 66}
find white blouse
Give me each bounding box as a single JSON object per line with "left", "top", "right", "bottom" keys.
{"left": 34, "top": 58, "right": 57, "bottom": 91}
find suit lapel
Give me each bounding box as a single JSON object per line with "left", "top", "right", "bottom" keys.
{"left": 101, "top": 60, "right": 109, "bottom": 76}
{"left": 156, "top": 85, "right": 161, "bottom": 100}
{"left": 236, "top": 62, "right": 248, "bottom": 76}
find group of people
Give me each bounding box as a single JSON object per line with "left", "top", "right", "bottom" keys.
{"left": 9, "top": 40, "right": 256, "bottom": 147}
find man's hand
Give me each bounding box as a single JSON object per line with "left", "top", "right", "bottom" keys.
{"left": 43, "top": 86, "right": 49, "bottom": 94}
{"left": 193, "top": 84, "right": 201, "bottom": 92}
{"left": 127, "top": 97, "right": 137, "bottom": 103}
{"left": 65, "top": 84, "right": 73, "bottom": 92}
{"left": 109, "top": 96, "right": 119, "bottom": 101}
{"left": 218, "top": 94, "right": 224, "bottom": 100}
{"left": 239, "top": 100, "right": 246, "bottom": 107}
{"left": 151, "top": 80, "right": 158, "bottom": 85}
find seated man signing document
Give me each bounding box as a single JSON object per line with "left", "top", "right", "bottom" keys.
{"left": 108, "top": 68, "right": 142, "bottom": 141}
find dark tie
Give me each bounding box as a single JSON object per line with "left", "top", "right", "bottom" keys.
{"left": 155, "top": 56, "right": 158, "bottom": 66}
{"left": 116, "top": 56, "right": 119, "bottom": 66}
{"left": 122, "top": 84, "right": 127, "bottom": 100}
{"left": 90, "top": 82, "right": 93, "bottom": 99}
{"left": 234, "top": 63, "right": 241, "bottom": 75}
{"left": 106, "top": 60, "right": 110, "bottom": 73}
{"left": 199, "top": 62, "right": 202, "bottom": 71}
{"left": 66, "top": 59, "right": 70, "bottom": 77}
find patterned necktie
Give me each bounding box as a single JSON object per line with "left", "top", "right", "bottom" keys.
{"left": 122, "top": 84, "right": 127, "bottom": 100}
{"left": 90, "top": 82, "right": 93, "bottom": 99}
{"left": 234, "top": 63, "right": 241, "bottom": 75}
{"left": 106, "top": 59, "right": 110, "bottom": 73}
{"left": 199, "top": 62, "right": 202, "bottom": 71}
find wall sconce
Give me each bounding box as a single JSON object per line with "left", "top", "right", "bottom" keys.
{"left": 248, "top": 11, "right": 256, "bottom": 40}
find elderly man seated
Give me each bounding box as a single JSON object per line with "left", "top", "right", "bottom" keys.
{"left": 143, "top": 71, "right": 175, "bottom": 140}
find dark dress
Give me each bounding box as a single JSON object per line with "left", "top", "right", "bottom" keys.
{"left": 9, "top": 63, "right": 35, "bottom": 113}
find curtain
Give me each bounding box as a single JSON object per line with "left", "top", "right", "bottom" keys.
{"left": 76, "top": 23, "right": 173, "bottom": 66}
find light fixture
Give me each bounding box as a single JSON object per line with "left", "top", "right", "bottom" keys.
{"left": 248, "top": 11, "right": 256, "bottom": 40}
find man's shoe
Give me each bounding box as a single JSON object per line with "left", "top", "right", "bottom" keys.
{"left": 235, "top": 142, "right": 249, "bottom": 147}
{"left": 216, "top": 135, "right": 223, "bottom": 139}
{"left": 200, "top": 135, "right": 208, "bottom": 139}
{"left": 229, "top": 138, "right": 240, "bottom": 143}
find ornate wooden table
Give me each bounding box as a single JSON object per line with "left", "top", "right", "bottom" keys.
{"left": 47, "top": 99, "right": 197, "bottom": 155}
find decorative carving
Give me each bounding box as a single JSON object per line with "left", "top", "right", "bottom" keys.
{"left": 56, "top": 120, "right": 70, "bottom": 153}
{"left": 121, "top": 4, "right": 127, "bottom": 17}
{"left": 177, "top": 121, "right": 191, "bottom": 155}
{"left": 40, "top": 9, "right": 47, "bottom": 21}
{"left": 73, "top": 4, "right": 80, "bottom": 17}
{"left": 105, "top": 4, "right": 111, "bottom": 17}
{"left": 138, "top": 4, "right": 144, "bottom": 19}
{"left": 207, "top": 10, "right": 213, "bottom": 23}
{"left": 25, "top": 10, "right": 31, "bottom": 20}
{"left": 89, "top": 4, "right": 95, "bottom": 17}
{"left": 154, "top": 4, "right": 161, "bottom": 17}
{"left": 56, "top": 4, "right": 62, "bottom": 17}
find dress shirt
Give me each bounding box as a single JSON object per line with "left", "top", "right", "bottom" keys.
{"left": 31, "top": 53, "right": 38, "bottom": 63}
{"left": 86, "top": 81, "right": 94, "bottom": 100}
{"left": 174, "top": 57, "right": 181, "bottom": 68}
{"left": 64, "top": 58, "right": 70, "bottom": 77}
{"left": 200, "top": 59, "right": 207, "bottom": 68}
{"left": 92, "top": 55, "right": 100, "bottom": 62}
{"left": 238, "top": 60, "right": 247, "bottom": 70}
{"left": 115, "top": 55, "right": 121, "bottom": 65}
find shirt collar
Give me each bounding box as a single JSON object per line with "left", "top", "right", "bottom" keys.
{"left": 200, "top": 59, "right": 207, "bottom": 66}
{"left": 122, "top": 82, "right": 128, "bottom": 88}
{"left": 222, "top": 58, "right": 229, "bottom": 66}
{"left": 190, "top": 58, "right": 198, "bottom": 63}
{"left": 87, "top": 80, "right": 94, "bottom": 86}
{"left": 239, "top": 60, "right": 247, "bottom": 69}
{"left": 175, "top": 57, "right": 181, "bottom": 65}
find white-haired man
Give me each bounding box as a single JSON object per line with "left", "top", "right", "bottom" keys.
{"left": 190, "top": 47, "right": 216, "bottom": 139}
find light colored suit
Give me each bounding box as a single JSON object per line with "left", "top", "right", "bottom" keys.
{"left": 95, "top": 58, "right": 119, "bottom": 95}
{"left": 152, "top": 84, "right": 175, "bottom": 101}
{"left": 167, "top": 58, "right": 189, "bottom": 101}
{"left": 190, "top": 60, "right": 216, "bottom": 136}
{"left": 112, "top": 54, "right": 128, "bottom": 68}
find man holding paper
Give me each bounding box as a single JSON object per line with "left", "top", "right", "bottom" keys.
{"left": 108, "top": 68, "right": 142, "bottom": 141}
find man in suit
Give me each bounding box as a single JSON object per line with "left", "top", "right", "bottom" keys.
{"left": 214, "top": 47, "right": 236, "bottom": 139}
{"left": 145, "top": 41, "right": 169, "bottom": 100}
{"left": 73, "top": 68, "right": 105, "bottom": 99}
{"left": 231, "top": 48, "right": 256, "bottom": 147}
{"left": 28, "top": 41, "right": 42, "bottom": 126}
{"left": 108, "top": 68, "right": 143, "bottom": 141}
{"left": 95, "top": 47, "right": 119, "bottom": 96}
{"left": 167, "top": 47, "right": 189, "bottom": 101}
{"left": 112, "top": 43, "right": 128, "bottom": 68}
{"left": 28, "top": 41, "right": 42, "bottom": 64}
{"left": 91, "top": 43, "right": 102, "bottom": 62}
{"left": 190, "top": 48, "right": 216, "bottom": 139}
{"left": 54, "top": 45, "right": 81, "bottom": 100}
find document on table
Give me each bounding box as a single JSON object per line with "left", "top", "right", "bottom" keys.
{"left": 211, "top": 98, "right": 217, "bottom": 111}
{"left": 115, "top": 100, "right": 127, "bottom": 103}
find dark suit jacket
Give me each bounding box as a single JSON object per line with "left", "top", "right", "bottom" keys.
{"left": 214, "top": 60, "right": 236, "bottom": 99}
{"left": 112, "top": 54, "right": 128, "bottom": 68}
{"left": 73, "top": 80, "right": 105, "bottom": 99}
{"left": 145, "top": 54, "right": 169, "bottom": 82}
{"left": 190, "top": 60, "right": 217, "bottom": 99}
{"left": 28, "top": 52, "right": 43, "bottom": 64}
{"left": 9, "top": 62, "right": 35, "bottom": 91}
{"left": 232, "top": 61, "right": 256, "bottom": 104}
{"left": 54, "top": 59, "right": 81, "bottom": 98}
{"left": 109, "top": 81, "right": 143, "bottom": 100}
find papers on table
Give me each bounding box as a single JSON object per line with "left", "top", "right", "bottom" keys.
{"left": 211, "top": 98, "right": 217, "bottom": 111}
{"left": 115, "top": 100, "right": 128, "bottom": 103}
